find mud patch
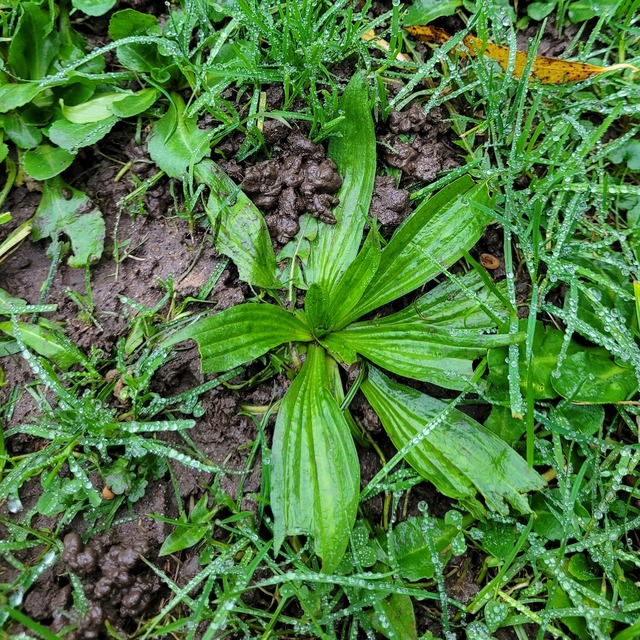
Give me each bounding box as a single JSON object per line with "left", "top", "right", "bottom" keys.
{"left": 370, "top": 175, "right": 412, "bottom": 232}
{"left": 380, "top": 104, "right": 461, "bottom": 184}
{"left": 0, "top": 128, "right": 266, "bottom": 638}
{"left": 219, "top": 127, "right": 343, "bottom": 246}
{"left": 23, "top": 528, "right": 163, "bottom": 639}
{"left": 517, "top": 16, "right": 580, "bottom": 58}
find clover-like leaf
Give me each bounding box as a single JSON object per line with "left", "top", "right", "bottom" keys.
{"left": 23, "top": 144, "right": 75, "bottom": 180}
{"left": 31, "top": 177, "right": 105, "bottom": 267}
{"left": 148, "top": 94, "right": 210, "bottom": 178}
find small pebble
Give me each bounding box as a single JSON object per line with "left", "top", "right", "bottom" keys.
{"left": 480, "top": 253, "right": 501, "bottom": 269}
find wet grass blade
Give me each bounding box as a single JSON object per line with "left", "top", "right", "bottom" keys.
{"left": 5, "top": 607, "right": 62, "bottom": 640}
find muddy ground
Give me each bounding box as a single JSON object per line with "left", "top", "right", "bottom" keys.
{"left": 0, "top": 7, "right": 574, "bottom": 639}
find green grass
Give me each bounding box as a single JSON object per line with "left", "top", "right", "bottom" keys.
{"left": 2, "top": 0, "right": 640, "bottom": 638}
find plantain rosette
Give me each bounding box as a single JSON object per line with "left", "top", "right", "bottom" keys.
{"left": 164, "top": 73, "right": 544, "bottom": 572}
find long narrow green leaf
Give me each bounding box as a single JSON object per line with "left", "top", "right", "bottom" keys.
{"left": 346, "top": 177, "right": 491, "bottom": 322}
{"left": 332, "top": 322, "right": 521, "bottom": 390}
{"left": 374, "top": 271, "right": 508, "bottom": 329}
{"left": 195, "top": 160, "right": 279, "bottom": 289}
{"left": 8, "top": 2, "right": 58, "bottom": 80}
{"left": 304, "top": 283, "right": 330, "bottom": 336}
{"left": 0, "top": 288, "right": 57, "bottom": 316}
{"left": 0, "top": 320, "right": 89, "bottom": 370}
{"left": 361, "top": 367, "right": 545, "bottom": 515}
{"left": 163, "top": 304, "right": 312, "bottom": 373}
{"left": 327, "top": 228, "right": 381, "bottom": 330}
{"left": 271, "top": 345, "right": 359, "bottom": 573}
{"left": 304, "top": 72, "right": 376, "bottom": 290}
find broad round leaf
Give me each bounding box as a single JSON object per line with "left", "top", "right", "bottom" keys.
{"left": 23, "top": 144, "right": 75, "bottom": 180}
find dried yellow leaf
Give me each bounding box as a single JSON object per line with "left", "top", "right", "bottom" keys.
{"left": 405, "top": 25, "right": 639, "bottom": 84}
{"left": 362, "top": 29, "right": 412, "bottom": 62}
{"left": 405, "top": 25, "right": 451, "bottom": 46}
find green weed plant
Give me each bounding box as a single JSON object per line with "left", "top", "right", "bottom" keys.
{"left": 164, "top": 72, "right": 545, "bottom": 572}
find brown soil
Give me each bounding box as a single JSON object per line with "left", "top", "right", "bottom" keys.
{"left": 221, "top": 126, "right": 344, "bottom": 246}
{"left": 380, "top": 104, "right": 461, "bottom": 183}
